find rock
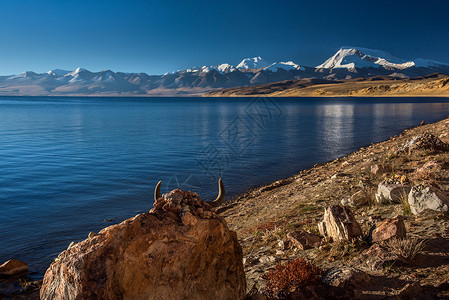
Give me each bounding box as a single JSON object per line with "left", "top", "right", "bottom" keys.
{"left": 361, "top": 243, "right": 406, "bottom": 270}
{"left": 422, "top": 160, "right": 441, "bottom": 170}
{"left": 396, "top": 282, "right": 424, "bottom": 299}
{"left": 278, "top": 239, "right": 288, "bottom": 250}
{"left": 408, "top": 185, "right": 449, "bottom": 215}
{"left": 40, "top": 189, "right": 246, "bottom": 300}
{"left": 413, "top": 160, "right": 442, "bottom": 182}
{"left": 341, "top": 190, "right": 369, "bottom": 207}
{"left": 401, "top": 133, "right": 449, "bottom": 154}
{"left": 259, "top": 256, "right": 276, "bottom": 264}
{"left": 88, "top": 231, "right": 95, "bottom": 238}
{"left": 244, "top": 257, "right": 259, "bottom": 267}
{"left": 322, "top": 267, "right": 370, "bottom": 289}
{"left": 317, "top": 205, "right": 362, "bottom": 242}
{"left": 331, "top": 173, "right": 348, "bottom": 179}
{"left": 370, "top": 164, "right": 392, "bottom": 175}
{"left": 0, "top": 259, "right": 28, "bottom": 277}
{"left": 369, "top": 216, "right": 406, "bottom": 243}
{"left": 286, "top": 230, "right": 321, "bottom": 250}
{"left": 375, "top": 182, "right": 411, "bottom": 204}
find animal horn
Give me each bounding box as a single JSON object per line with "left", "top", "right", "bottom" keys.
{"left": 154, "top": 180, "right": 161, "bottom": 201}
{"left": 209, "top": 178, "right": 225, "bottom": 207}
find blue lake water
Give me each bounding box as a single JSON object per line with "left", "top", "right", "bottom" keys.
{"left": 1, "top": 96, "right": 449, "bottom": 278}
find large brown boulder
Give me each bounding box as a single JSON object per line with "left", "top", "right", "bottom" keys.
{"left": 286, "top": 230, "right": 321, "bottom": 250}
{"left": 40, "top": 189, "right": 246, "bottom": 300}
{"left": 318, "top": 205, "right": 362, "bottom": 242}
{"left": 369, "top": 216, "right": 406, "bottom": 243}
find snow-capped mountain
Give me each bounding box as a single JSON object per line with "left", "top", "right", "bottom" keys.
{"left": 215, "top": 63, "right": 236, "bottom": 73}
{"left": 317, "top": 46, "right": 449, "bottom": 71}
{"left": 264, "top": 61, "right": 304, "bottom": 72}
{"left": 0, "top": 48, "right": 447, "bottom": 96}
{"left": 236, "top": 57, "right": 271, "bottom": 70}
{"left": 47, "top": 69, "right": 70, "bottom": 76}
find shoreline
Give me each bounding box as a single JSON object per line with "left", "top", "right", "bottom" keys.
{"left": 219, "top": 115, "right": 449, "bottom": 297}
{"left": 3, "top": 114, "right": 449, "bottom": 298}
{"left": 1, "top": 94, "right": 449, "bottom": 99}
{"left": 204, "top": 94, "right": 449, "bottom": 98}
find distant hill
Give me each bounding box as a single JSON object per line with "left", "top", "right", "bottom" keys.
{"left": 204, "top": 73, "right": 449, "bottom": 97}
{"left": 1, "top": 47, "right": 449, "bottom": 96}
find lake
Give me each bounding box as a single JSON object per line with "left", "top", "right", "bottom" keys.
{"left": 1, "top": 96, "right": 449, "bottom": 278}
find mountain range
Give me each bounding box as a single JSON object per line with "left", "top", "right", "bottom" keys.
{"left": 1, "top": 46, "right": 448, "bottom": 96}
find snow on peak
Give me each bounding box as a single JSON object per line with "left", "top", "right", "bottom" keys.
{"left": 10, "top": 71, "right": 39, "bottom": 79}
{"left": 316, "top": 47, "right": 414, "bottom": 70}
{"left": 264, "top": 61, "right": 304, "bottom": 72}
{"left": 185, "top": 67, "right": 199, "bottom": 73}
{"left": 237, "top": 56, "right": 270, "bottom": 69}
{"left": 412, "top": 58, "right": 449, "bottom": 68}
{"left": 65, "top": 67, "right": 89, "bottom": 77}
{"left": 180, "top": 63, "right": 237, "bottom": 74}
{"left": 200, "top": 66, "right": 211, "bottom": 72}
{"left": 46, "top": 69, "right": 70, "bottom": 76}
{"left": 216, "top": 63, "right": 236, "bottom": 73}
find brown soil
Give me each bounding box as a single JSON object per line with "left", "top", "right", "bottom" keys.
{"left": 219, "top": 116, "right": 449, "bottom": 298}
{"left": 205, "top": 74, "right": 449, "bottom": 97}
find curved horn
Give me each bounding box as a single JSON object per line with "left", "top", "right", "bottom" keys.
{"left": 209, "top": 178, "right": 225, "bottom": 207}
{"left": 154, "top": 180, "right": 161, "bottom": 201}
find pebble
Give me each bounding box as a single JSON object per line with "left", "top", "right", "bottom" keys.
{"left": 259, "top": 256, "right": 276, "bottom": 264}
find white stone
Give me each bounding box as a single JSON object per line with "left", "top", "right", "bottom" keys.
{"left": 408, "top": 185, "right": 449, "bottom": 215}
{"left": 375, "top": 183, "right": 410, "bottom": 204}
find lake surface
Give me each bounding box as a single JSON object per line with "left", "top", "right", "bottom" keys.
{"left": 1, "top": 96, "right": 449, "bottom": 278}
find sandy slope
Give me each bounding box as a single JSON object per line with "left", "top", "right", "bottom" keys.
{"left": 219, "top": 117, "right": 449, "bottom": 298}
{"left": 205, "top": 74, "right": 449, "bottom": 98}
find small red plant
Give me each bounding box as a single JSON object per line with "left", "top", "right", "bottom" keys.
{"left": 264, "top": 257, "right": 322, "bottom": 299}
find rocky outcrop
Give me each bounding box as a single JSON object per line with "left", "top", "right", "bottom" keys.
{"left": 40, "top": 189, "right": 246, "bottom": 300}
{"left": 369, "top": 216, "right": 406, "bottom": 243}
{"left": 286, "top": 230, "right": 321, "bottom": 250}
{"left": 0, "top": 259, "right": 28, "bottom": 277}
{"left": 322, "top": 267, "right": 370, "bottom": 289}
{"left": 318, "top": 205, "right": 362, "bottom": 242}
{"left": 370, "top": 164, "right": 392, "bottom": 175}
{"left": 361, "top": 244, "right": 406, "bottom": 270}
{"left": 408, "top": 185, "right": 449, "bottom": 215}
{"left": 341, "top": 190, "right": 369, "bottom": 207}
{"left": 401, "top": 133, "right": 449, "bottom": 154}
{"left": 375, "top": 182, "right": 410, "bottom": 204}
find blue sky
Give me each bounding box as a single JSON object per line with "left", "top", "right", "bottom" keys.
{"left": 0, "top": 0, "right": 448, "bottom": 75}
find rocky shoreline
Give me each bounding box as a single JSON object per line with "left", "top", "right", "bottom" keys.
{"left": 3, "top": 116, "right": 449, "bottom": 299}
{"left": 219, "top": 116, "right": 449, "bottom": 298}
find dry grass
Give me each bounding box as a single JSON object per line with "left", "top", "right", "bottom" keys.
{"left": 261, "top": 226, "right": 287, "bottom": 243}
{"left": 398, "top": 187, "right": 412, "bottom": 216}
{"left": 383, "top": 237, "right": 426, "bottom": 263}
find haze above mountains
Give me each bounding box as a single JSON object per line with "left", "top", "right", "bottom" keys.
{"left": 1, "top": 47, "right": 448, "bottom": 96}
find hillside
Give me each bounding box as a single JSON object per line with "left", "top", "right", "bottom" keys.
{"left": 219, "top": 117, "right": 449, "bottom": 298}
{"left": 204, "top": 74, "right": 449, "bottom": 97}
